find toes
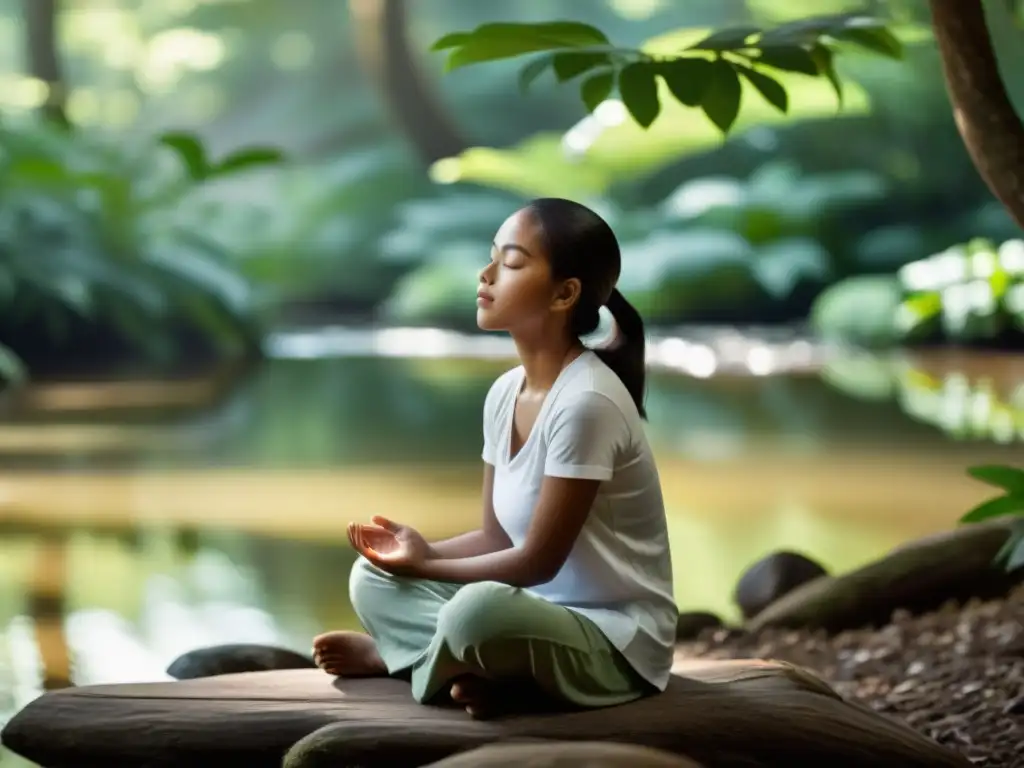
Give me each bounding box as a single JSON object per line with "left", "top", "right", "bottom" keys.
{"left": 449, "top": 681, "right": 475, "bottom": 704}
{"left": 450, "top": 677, "right": 488, "bottom": 704}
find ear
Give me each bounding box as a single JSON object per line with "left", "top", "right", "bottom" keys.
{"left": 551, "top": 277, "right": 582, "bottom": 314}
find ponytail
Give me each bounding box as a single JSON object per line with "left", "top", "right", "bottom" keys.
{"left": 594, "top": 288, "right": 647, "bottom": 419}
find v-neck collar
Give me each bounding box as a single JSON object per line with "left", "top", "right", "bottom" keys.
{"left": 504, "top": 350, "right": 590, "bottom": 466}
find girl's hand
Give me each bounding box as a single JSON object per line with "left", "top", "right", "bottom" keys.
{"left": 347, "top": 517, "right": 430, "bottom": 576}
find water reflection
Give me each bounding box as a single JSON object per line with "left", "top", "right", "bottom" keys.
{"left": 0, "top": 329, "right": 1021, "bottom": 764}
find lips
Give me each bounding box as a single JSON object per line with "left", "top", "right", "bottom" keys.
{"left": 476, "top": 290, "right": 494, "bottom": 305}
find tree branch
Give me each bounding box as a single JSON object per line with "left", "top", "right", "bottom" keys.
{"left": 22, "top": 0, "right": 69, "bottom": 127}
{"left": 928, "top": 0, "right": 1024, "bottom": 228}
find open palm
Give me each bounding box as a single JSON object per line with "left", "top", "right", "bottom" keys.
{"left": 347, "top": 516, "right": 429, "bottom": 573}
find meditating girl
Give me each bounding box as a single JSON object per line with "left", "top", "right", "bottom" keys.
{"left": 313, "top": 197, "right": 678, "bottom": 718}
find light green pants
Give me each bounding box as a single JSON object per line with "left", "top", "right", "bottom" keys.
{"left": 348, "top": 557, "right": 651, "bottom": 707}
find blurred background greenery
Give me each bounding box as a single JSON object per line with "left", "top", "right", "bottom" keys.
{"left": 1, "top": 1, "right": 1023, "bottom": 764}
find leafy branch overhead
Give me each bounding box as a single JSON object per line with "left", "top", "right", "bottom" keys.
{"left": 432, "top": 14, "right": 903, "bottom": 133}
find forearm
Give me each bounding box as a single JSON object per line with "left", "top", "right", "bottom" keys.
{"left": 427, "top": 529, "right": 508, "bottom": 560}
{"left": 415, "top": 547, "right": 550, "bottom": 588}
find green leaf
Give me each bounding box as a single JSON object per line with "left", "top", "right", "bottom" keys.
{"left": 691, "top": 25, "right": 761, "bottom": 51}
{"left": 159, "top": 132, "right": 209, "bottom": 181}
{"left": 431, "top": 32, "right": 471, "bottom": 51}
{"left": 212, "top": 147, "right": 285, "bottom": 177}
{"left": 993, "top": 521, "right": 1024, "bottom": 571}
{"left": 895, "top": 292, "right": 942, "bottom": 335}
{"left": 835, "top": 26, "right": 903, "bottom": 59}
{"left": 657, "top": 57, "right": 714, "bottom": 107}
{"left": 488, "top": 21, "right": 610, "bottom": 46}
{"left": 445, "top": 39, "right": 560, "bottom": 72}
{"left": 0, "top": 342, "right": 26, "bottom": 385}
{"left": 437, "top": 21, "right": 610, "bottom": 70}
{"left": 826, "top": 15, "right": 903, "bottom": 54}
{"left": 959, "top": 494, "right": 1024, "bottom": 524}
{"left": 6, "top": 157, "right": 69, "bottom": 187}
{"left": 580, "top": 70, "right": 615, "bottom": 112}
{"left": 519, "top": 55, "right": 554, "bottom": 92}
{"left": 759, "top": 13, "right": 863, "bottom": 45}
{"left": 1004, "top": 532, "right": 1024, "bottom": 571}
{"left": 968, "top": 464, "right": 1024, "bottom": 494}
{"left": 617, "top": 62, "right": 661, "bottom": 128}
{"left": 736, "top": 65, "right": 788, "bottom": 113}
{"left": 552, "top": 51, "right": 611, "bottom": 81}
{"left": 754, "top": 45, "right": 820, "bottom": 75}
{"left": 810, "top": 44, "right": 842, "bottom": 105}
{"left": 701, "top": 60, "right": 742, "bottom": 133}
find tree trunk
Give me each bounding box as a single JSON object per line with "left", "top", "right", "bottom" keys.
{"left": 22, "top": 0, "right": 68, "bottom": 127}
{"left": 348, "top": 0, "right": 469, "bottom": 165}
{"left": 928, "top": 0, "right": 1024, "bottom": 228}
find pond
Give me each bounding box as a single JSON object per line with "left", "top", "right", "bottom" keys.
{"left": 0, "top": 326, "right": 1022, "bottom": 767}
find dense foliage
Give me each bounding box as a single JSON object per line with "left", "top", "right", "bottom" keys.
{"left": 0, "top": 124, "right": 282, "bottom": 383}
{"left": 813, "top": 237, "right": 1024, "bottom": 349}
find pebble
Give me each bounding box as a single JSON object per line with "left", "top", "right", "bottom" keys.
{"left": 678, "top": 584, "right": 1024, "bottom": 767}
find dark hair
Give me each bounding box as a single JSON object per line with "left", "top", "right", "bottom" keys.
{"left": 525, "top": 197, "right": 647, "bottom": 419}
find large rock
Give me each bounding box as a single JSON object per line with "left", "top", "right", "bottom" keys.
{"left": 167, "top": 644, "right": 316, "bottom": 680}
{"left": 733, "top": 551, "right": 828, "bottom": 621}
{"left": 748, "top": 519, "right": 1022, "bottom": 633}
{"left": 1, "top": 661, "right": 969, "bottom": 768}
{"left": 422, "top": 741, "right": 706, "bottom": 767}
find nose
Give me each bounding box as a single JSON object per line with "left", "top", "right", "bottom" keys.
{"left": 478, "top": 261, "right": 494, "bottom": 284}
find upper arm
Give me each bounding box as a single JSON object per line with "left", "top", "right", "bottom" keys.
{"left": 480, "top": 462, "right": 511, "bottom": 547}
{"left": 521, "top": 475, "right": 601, "bottom": 581}
{"left": 521, "top": 392, "right": 629, "bottom": 580}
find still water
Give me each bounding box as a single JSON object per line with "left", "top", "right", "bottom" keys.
{"left": 0, "top": 327, "right": 1021, "bottom": 765}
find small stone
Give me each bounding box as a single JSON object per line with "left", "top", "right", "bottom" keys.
{"left": 733, "top": 550, "right": 828, "bottom": 621}
{"left": 166, "top": 643, "right": 316, "bottom": 680}
{"left": 1003, "top": 694, "right": 1024, "bottom": 715}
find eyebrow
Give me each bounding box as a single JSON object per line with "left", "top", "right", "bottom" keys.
{"left": 492, "top": 241, "right": 533, "bottom": 258}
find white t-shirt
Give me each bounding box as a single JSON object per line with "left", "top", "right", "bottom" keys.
{"left": 481, "top": 350, "right": 678, "bottom": 690}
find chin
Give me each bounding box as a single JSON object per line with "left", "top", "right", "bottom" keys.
{"left": 476, "top": 309, "right": 502, "bottom": 332}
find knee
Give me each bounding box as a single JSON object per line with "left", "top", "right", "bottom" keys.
{"left": 348, "top": 556, "right": 394, "bottom": 617}
{"left": 435, "top": 581, "right": 520, "bottom": 653}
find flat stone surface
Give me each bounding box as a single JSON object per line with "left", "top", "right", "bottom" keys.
{"left": 422, "top": 741, "right": 706, "bottom": 767}
{"left": 1, "top": 660, "right": 970, "bottom": 768}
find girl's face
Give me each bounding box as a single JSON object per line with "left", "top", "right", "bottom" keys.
{"left": 476, "top": 210, "right": 580, "bottom": 334}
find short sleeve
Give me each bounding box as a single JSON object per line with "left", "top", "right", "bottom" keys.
{"left": 481, "top": 369, "right": 517, "bottom": 465}
{"left": 481, "top": 382, "right": 497, "bottom": 462}
{"left": 544, "top": 391, "right": 628, "bottom": 481}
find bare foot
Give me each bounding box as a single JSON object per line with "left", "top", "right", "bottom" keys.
{"left": 312, "top": 630, "right": 387, "bottom": 677}
{"left": 450, "top": 676, "right": 492, "bottom": 719}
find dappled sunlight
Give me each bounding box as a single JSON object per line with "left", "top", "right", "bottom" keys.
{"left": 138, "top": 28, "right": 227, "bottom": 92}
{"left": 0, "top": 1, "right": 1023, "bottom": 761}
{"left": 0, "top": 76, "right": 49, "bottom": 111}
{"left": 430, "top": 71, "right": 871, "bottom": 198}
{"left": 270, "top": 31, "right": 315, "bottom": 71}
{"left": 607, "top": 0, "right": 669, "bottom": 21}
{"left": 267, "top": 326, "right": 833, "bottom": 378}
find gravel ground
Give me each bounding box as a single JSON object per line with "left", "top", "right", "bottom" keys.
{"left": 676, "top": 586, "right": 1024, "bottom": 767}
